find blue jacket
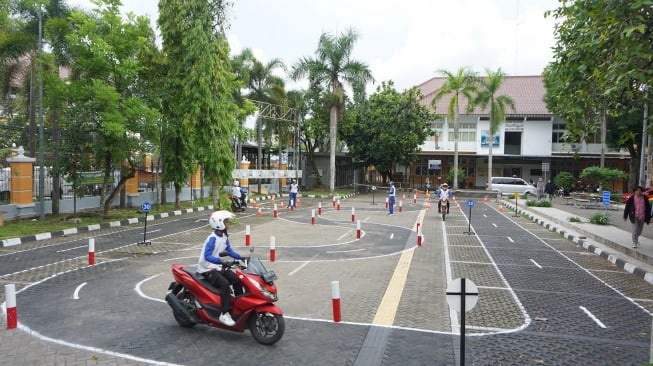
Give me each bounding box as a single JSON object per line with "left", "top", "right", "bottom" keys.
{"left": 197, "top": 230, "right": 242, "bottom": 273}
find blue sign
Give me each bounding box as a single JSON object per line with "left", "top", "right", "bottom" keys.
{"left": 141, "top": 201, "right": 151, "bottom": 213}
{"left": 467, "top": 199, "right": 475, "bottom": 208}
{"left": 602, "top": 191, "right": 611, "bottom": 206}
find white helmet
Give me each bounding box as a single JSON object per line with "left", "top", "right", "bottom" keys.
{"left": 209, "top": 210, "right": 234, "bottom": 231}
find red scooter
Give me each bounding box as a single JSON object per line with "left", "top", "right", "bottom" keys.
{"left": 165, "top": 251, "right": 284, "bottom": 345}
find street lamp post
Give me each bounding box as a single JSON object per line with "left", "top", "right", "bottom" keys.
{"left": 38, "top": 6, "right": 45, "bottom": 220}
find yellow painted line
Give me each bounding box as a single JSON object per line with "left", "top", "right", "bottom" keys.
{"left": 373, "top": 209, "right": 426, "bottom": 326}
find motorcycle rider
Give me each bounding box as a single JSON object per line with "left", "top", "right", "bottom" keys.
{"left": 197, "top": 210, "right": 245, "bottom": 326}
{"left": 231, "top": 180, "right": 243, "bottom": 210}
{"left": 437, "top": 182, "right": 452, "bottom": 214}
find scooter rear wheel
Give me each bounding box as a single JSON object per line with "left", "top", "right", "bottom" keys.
{"left": 250, "top": 312, "right": 285, "bottom": 345}
{"left": 174, "top": 291, "right": 197, "bottom": 328}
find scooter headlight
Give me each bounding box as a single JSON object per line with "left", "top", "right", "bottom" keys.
{"left": 248, "top": 277, "right": 277, "bottom": 301}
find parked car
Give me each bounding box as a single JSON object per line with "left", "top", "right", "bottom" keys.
{"left": 486, "top": 177, "right": 537, "bottom": 197}
{"left": 621, "top": 186, "right": 653, "bottom": 204}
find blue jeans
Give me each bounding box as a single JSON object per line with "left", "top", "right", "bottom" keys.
{"left": 289, "top": 192, "right": 297, "bottom": 207}
{"left": 388, "top": 196, "right": 395, "bottom": 214}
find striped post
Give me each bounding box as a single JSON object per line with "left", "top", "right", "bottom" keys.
{"left": 245, "top": 225, "right": 251, "bottom": 246}
{"left": 88, "top": 238, "right": 95, "bottom": 265}
{"left": 351, "top": 207, "right": 356, "bottom": 222}
{"left": 399, "top": 200, "right": 403, "bottom": 212}
{"left": 331, "top": 281, "right": 341, "bottom": 323}
{"left": 332, "top": 196, "right": 336, "bottom": 207}
{"left": 269, "top": 236, "right": 276, "bottom": 262}
{"left": 5, "top": 284, "right": 17, "bottom": 329}
{"left": 311, "top": 209, "right": 316, "bottom": 225}
{"left": 318, "top": 202, "right": 322, "bottom": 215}
{"left": 356, "top": 220, "right": 361, "bottom": 239}
{"left": 417, "top": 226, "right": 422, "bottom": 247}
{"left": 337, "top": 200, "right": 341, "bottom": 211}
{"left": 273, "top": 204, "right": 278, "bottom": 218}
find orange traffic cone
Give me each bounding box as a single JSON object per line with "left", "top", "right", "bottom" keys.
{"left": 256, "top": 206, "right": 263, "bottom": 216}
{"left": 297, "top": 197, "right": 301, "bottom": 206}
{"left": 483, "top": 195, "right": 488, "bottom": 203}
{"left": 499, "top": 205, "right": 504, "bottom": 212}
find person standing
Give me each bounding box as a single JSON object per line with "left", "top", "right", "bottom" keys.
{"left": 623, "top": 185, "right": 651, "bottom": 249}
{"left": 388, "top": 181, "right": 396, "bottom": 215}
{"left": 544, "top": 179, "right": 555, "bottom": 200}
{"left": 288, "top": 179, "right": 299, "bottom": 208}
{"left": 536, "top": 178, "right": 545, "bottom": 200}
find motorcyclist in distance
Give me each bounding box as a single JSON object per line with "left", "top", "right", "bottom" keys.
{"left": 437, "top": 182, "right": 452, "bottom": 214}
{"left": 232, "top": 180, "right": 242, "bottom": 210}
{"left": 197, "top": 210, "right": 244, "bottom": 326}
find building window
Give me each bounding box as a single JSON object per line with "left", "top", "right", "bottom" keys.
{"left": 448, "top": 123, "right": 476, "bottom": 142}
{"left": 552, "top": 123, "right": 566, "bottom": 143}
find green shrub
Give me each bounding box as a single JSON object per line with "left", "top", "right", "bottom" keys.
{"left": 526, "top": 199, "right": 552, "bottom": 207}
{"left": 568, "top": 216, "right": 582, "bottom": 222}
{"left": 589, "top": 212, "right": 610, "bottom": 225}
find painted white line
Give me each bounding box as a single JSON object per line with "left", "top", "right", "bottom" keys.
{"left": 492, "top": 223, "right": 498, "bottom": 228}
{"left": 390, "top": 233, "right": 394, "bottom": 240}
{"left": 57, "top": 245, "right": 86, "bottom": 253}
{"left": 148, "top": 229, "right": 162, "bottom": 233}
{"left": 289, "top": 261, "right": 311, "bottom": 276}
{"left": 337, "top": 231, "right": 351, "bottom": 241}
{"left": 507, "top": 237, "right": 514, "bottom": 243}
{"left": 579, "top": 306, "right": 607, "bottom": 328}
{"left": 72, "top": 282, "right": 87, "bottom": 300}
{"left": 135, "top": 274, "right": 166, "bottom": 303}
{"left": 529, "top": 259, "right": 542, "bottom": 269}
{"left": 326, "top": 248, "right": 365, "bottom": 254}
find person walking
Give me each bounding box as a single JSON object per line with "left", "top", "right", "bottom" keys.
{"left": 388, "top": 181, "right": 396, "bottom": 215}
{"left": 288, "top": 179, "right": 299, "bottom": 208}
{"left": 544, "top": 179, "right": 555, "bottom": 200}
{"left": 536, "top": 177, "right": 545, "bottom": 200}
{"left": 623, "top": 185, "right": 651, "bottom": 249}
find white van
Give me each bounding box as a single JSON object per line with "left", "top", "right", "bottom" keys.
{"left": 487, "top": 177, "right": 536, "bottom": 196}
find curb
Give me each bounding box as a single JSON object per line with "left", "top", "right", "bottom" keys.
{"left": 0, "top": 193, "right": 356, "bottom": 248}
{"left": 504, "top": 201, "right": 653, "bottom": 285}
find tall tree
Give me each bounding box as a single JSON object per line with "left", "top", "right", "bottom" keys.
{"left": 342, "top": 81, "right": 431, "bottom": 183}
{"left": 431, "top": 67, "right": 478, "bottom": 189}
{"left": 475, "top": 68, "right": 515, "bottom": 190}
{"left": 64, "top": 0, "right": 159, "bottom": 216}
{"left": 159, "top": 0, "right": 241, "bottom": 208}
{"left": 291, "top": 27, "right": 373, "bottom": 194}
{"left": 544, "top": 0, "right": 653, "bottom": 188}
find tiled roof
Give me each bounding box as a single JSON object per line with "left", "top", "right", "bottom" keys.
{"left": 416, "top": 75, "right": 550, "bottom": 116}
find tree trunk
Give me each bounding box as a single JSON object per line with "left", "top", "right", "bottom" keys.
{"left": 329, "top": 105, "right": 337, "bottom": 194}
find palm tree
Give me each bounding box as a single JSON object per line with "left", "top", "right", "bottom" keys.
{"left": 290, "top": 28, "right": 373, "bottom": 194}
{"left": 475, "top": 68, "right": 515, "bottom": 191}
{"left": 431, "top": 67, "right": 478, "bottom": 189}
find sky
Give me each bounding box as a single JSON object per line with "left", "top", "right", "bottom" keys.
{"left": 66, "top": 0, "right": 561, "bottom": 92}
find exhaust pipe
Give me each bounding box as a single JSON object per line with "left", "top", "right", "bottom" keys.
{"left": 165, "top": 293, "right": 192, "bottom": 321}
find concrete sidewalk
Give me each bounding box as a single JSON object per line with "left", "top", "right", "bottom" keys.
{"left": 503, "top": 198, "right": 653, "bottom": 284}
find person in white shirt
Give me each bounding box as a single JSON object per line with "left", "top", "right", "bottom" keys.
{"left": 288, "top": 179, "right": 299, "bottom": 208}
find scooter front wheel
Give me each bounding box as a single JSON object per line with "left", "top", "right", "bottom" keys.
{"left": 250, "top": 312, "right": 285, "bottom": 345}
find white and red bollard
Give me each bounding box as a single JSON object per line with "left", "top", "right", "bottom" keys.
{"left": 399, "top": 200, "right": 403, "bottom": 213}
{"left": 290, "top": 200, "right": 294, "bottom": 211}
{"left": 413, "top": 194, "right": 417, "bottom": 204}
{"left": 332, "top": 196, "right": 336, "bottom": 207}
{"left": 356, "top": 220, "right": 361, "bottom": 239}
{"left": 273, "top": 204, "right": 278, "bottom": 218}
{"left": 318, "top": 202, "right": 322, "bottom": 215}
{"left": 88, "top": 238, "right": 95, "bottom": 265}
{"left": 311, "top": 209, "right": 316, "bottom": 225}
{"left": 417, "top": 226, "right": 422, "bottom": 247}
{"left": 331, "top": 281, "right": 341, "bottom": 323}
{"left": 245, "top": 225, "right": 251, "bottom": 246}
{"left": 416, "top": 222, "right": 420, "bottom": 233}
{"left": 269, "top": 236, "right": 276, "bottom": 262}
{"left": 5, "top": 284, "right": 17, "bottom": 329}
{"left": 337, "top": 200, "right": 341, "bottom": 211}
{"left": 385, "top": 197, "right": 389, "bottom": 209}
{"left": 351, "top": 207, "right": 356, "bottom": 222}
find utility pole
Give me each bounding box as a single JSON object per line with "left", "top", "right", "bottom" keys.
{"left": 38, "top": 6, "right": 45, "bottom": 221}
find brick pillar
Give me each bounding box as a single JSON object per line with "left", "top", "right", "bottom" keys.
{"left": 126, "top": 170, "right": 139, "bottom": 195}
{"left": 190, "top": 165, "right": 201, "bottom": 190}
{"left": 7, "top": 147, "right": 36, "bottom": 206}
{"left": 240, "top": 158, "right": 250, "bottom": 188}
